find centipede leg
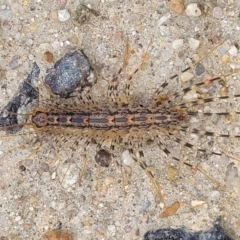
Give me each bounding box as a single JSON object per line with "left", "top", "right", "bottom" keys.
{"left": 126, "top": 130, "right": 166, "bottom": 206}
{"left": 151, "top": 41, "right": 227, "bottom": 109}
{"left": 124, "top": 40, "right": 152, "bottom": 102}
{"left": 117, "top": 160, "right": 127, "bottom": 196}
{"left": 95, "top": 165, "right": 102, "bottom": 192}
{"left": 151, "top": 128, "right": 228, "bottom": 192}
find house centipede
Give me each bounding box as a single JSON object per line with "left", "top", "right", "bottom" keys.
{"left": 1, "top": 39, "right": 240, "bottom": 214}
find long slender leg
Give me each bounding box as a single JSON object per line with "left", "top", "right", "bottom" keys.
{"left": 152, "top": 41, "right": 230, "bottom": 108}
{"left": 125, "top": 129, "right": 166, "bottom": 207}
{"left": 151, "top": 128, "right": 228, "bottom": 191}
{"left": 107, "top": 39, "right": 131, "bottom": 107}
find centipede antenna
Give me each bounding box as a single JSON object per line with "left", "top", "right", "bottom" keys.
{"left": 0, "top": 123, "right": 32, "bottom": 130}
{"left": 23, "top": 79, "right": 39, "bottom": 93}
{"left": 0, "top": 130, "right": 36, "bottom": 139}
{"left": 2, "top": 110, "right": 33, "bottom": 116}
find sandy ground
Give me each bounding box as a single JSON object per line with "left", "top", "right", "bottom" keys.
{"left": 0, "top": 0, "right": 240, "bottom": 239}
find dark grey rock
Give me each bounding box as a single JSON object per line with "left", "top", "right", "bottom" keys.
{"left": 0, "top": 63, "right": 39, "bottom": 133}
{"left": 144, "top": 223, "right": 232, "bottom": 240}
{"left": 45, "top": 49, "right": 92, "bottom": 98}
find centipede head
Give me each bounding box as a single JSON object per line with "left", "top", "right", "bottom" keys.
{"left": 31, "top": 110, "right": 48, "bottom": 129}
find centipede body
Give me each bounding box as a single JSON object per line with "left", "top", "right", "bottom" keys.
{"left": 31, "top": 108, "right": 185, "bottom": 129}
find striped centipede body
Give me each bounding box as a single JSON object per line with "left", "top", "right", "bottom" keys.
{"left": 32, "top": 108, "right": 184, "bottom": 130}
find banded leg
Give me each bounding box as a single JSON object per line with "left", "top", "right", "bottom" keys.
{"left": 152, "top": 128, "right": 229, "bottom": 191}
{"left": 123, "top": 39, "right": 152, "bottom": 106}
{"left": 107, "top": 39, "right": 131, "bottom": 107}
{"left": 153, "top": 41, "right": 228, "bottom": 107}
{"left": 126, "top": 129, "right": 166, "bottom": 206}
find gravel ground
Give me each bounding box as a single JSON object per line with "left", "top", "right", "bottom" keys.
{"left": 0, "top": 0, "right": 240, "bottom": 239}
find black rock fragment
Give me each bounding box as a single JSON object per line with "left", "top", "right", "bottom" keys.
{"left": 44, "top": 49, "right": 92, "bottom": 98}
{"left": 144, "top": 223, "right": 232, "bottom": 240}
{"left": 0, "top": 63, "right": 39, "bottom": 133}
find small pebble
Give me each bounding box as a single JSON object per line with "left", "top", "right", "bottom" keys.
{"left": 220, "top": 86, "right": 229, "bottom": 97}
{"left": 225, "top": 162, "right": 239, "bottom": 186}
{"left": 104, "top": 176, "right": 114, "bottom": 186}
{"left": 114, "top": 31, "right": 124, "bottom": 41}
{"left": 160, "top": 201, "right": 180, "bottom": 218}
{"left": 68, "top": 35, "right": 79, "bottom": 45}
{"left": 93, "top": 198, "right": 98, "bottom": 205}
{"left": 195, "top": 63, "right": 205, "bottom": 76}
{"left": 158, "top": 12, "right": 171, "bottom": 26}
{"left": 210, "top": 35, "right": 221, "bottom": 44}
{"left": 41, "top": 172, "right": 51, "bottom": 183}
{"left": 208, "top": 190, "right": 221, "bottom": 203}
{"left": 51, "top": 171, "right": 56, "bottom": 180}
{"left": 58, "top": 9, "right": 70, "bottom": 22}
{"left": 58, "top": 0, "right": 68, "bottom": 9}
{"left": 172, "top": 39, "right": 184, "bottom": 49}
{"left": 73, "top": 4, "right": 99, "bottom": 26}
{"left": 218, "top": 46, "right": 227, "bottom": 55}
{"left": 14, "top": 32, "right": 21, "bottom": 40}
{"left": 41, "top": 162, "right": 49, "bottom": 172}
{"left": 161, "top": 49, "right": 171, "bottom": 62}
{"left": 191, "top": 200, "right": 205, "bottom": 207}
{"left": 202, "top": 74, "right": 214, "bottom": 87}
{"left": 57, "top": 162, "right": 80, "bottom": 188}
{"left": 15, "top": 216, "right": 21, "bottom": 222}
{"left": 0, "top": 9, "right": 12, "bottom": 20}
{"left": 221, "top": 54, "right": 229, "bottom": 65}
{"left": 29, "top": 23, "right": 37, "bottom": 31}
{"left": 159, "top": 26, "right": 170, "bottom": 36}
{"left": 50, "top": 11, "right": 58, "bottom": 20}
{"left": 140, "top": 195, "right": 151, "bottom": 213}
{"left": 122, "top": 150, "right": 134, "bottom": 166}
{"left": 180, "top": 71, "right": 194, "bottom": 82}
{"left": 107, "top": 225, "right": 116, "bottom": 237}
{"left": 228, "top": 45, "right": 238, "bottom": 55}
{"left": 124, "top": 225, "right": 132, "bottom": 233}
{"left": 185, "top": 3, "right": 201, "bottom": 17}
{"left": 212, "top": 7, "right": 222, "bottom": 19}
{"left": 19, "top": 165, "right": 26, "bottom": 171}
{"left": 9, "top": 55, "right": 20, "bottom": 69}
{"left": 169, "top": 0, "right": 185, "bottom": 14}
{"left": 44, "top": 51, "right": 54, "bottom": 63}
{"left": 167, "top": 167, "right": 177, "bottom": 181}
{"left": 95, "top": 149, "right": 111, "bottom": 167}
{"left": 188, "top": 38, "right": 200, "bottom": 50}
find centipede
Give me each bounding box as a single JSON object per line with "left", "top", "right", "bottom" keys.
{"left": 1, "top": 38, "right": 240, "bottom": 216}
